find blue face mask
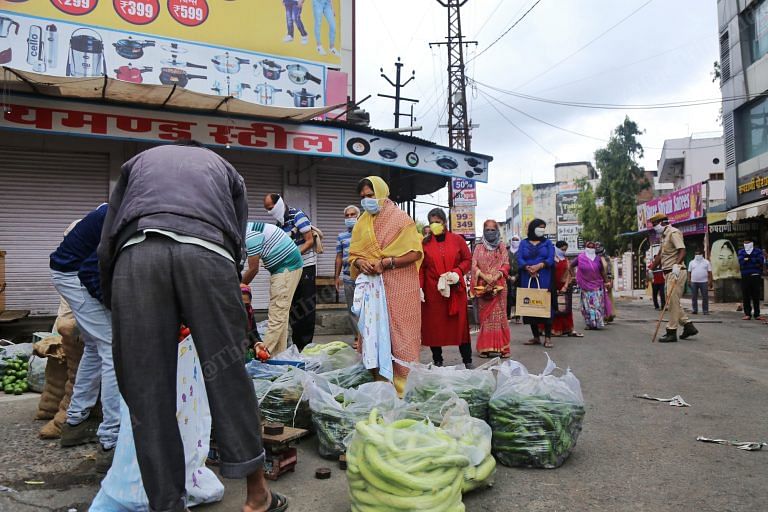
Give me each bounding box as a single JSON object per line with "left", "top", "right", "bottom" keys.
{"left": 361, "top": 197, "right": 380, "bottom": 215}
{"left": 344, "top": 218, "right": 357, "bottom": 229}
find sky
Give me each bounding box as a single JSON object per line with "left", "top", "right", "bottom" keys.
{"left": 354, "top": 0, "right": 723, "bottom": 230}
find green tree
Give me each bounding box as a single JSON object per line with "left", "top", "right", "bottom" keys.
{"left": 577, "top": 116, "right": 649, "bottom": 254}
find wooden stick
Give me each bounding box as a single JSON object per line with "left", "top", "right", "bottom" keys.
{"left": 651, "top": 275, "right": 677, "bottom": 343}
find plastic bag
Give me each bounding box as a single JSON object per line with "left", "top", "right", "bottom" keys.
{"left": 404, "top": 362, "right": 496, "bottom": 421}
{"left": 90, "top": 336, "right": 224, "bottom": 511}
{"left": 245, "top": 360, "right": 290, "bottom": 381}
{"left": 439, "top": 397, "right": 496, "bottom": 493}
{"left": 319, "top": 361, "right": 374, "bottom": 389}
{"left": 308, "top": 380, "right": 400, "bottom": 459}
{"left": 346, "top": 409, "right": 467, "bottom": 512}
{"left": 26, "top": 355, "right": 47, "bottom": 393}
{"left": 253, "top": 366, "right": 312, "bottom": 429}
{"left": 302, "top": 342, "right": 360, "bottom": 373}
{"left": 489, "top": 355, "right": 585, "bottom": 469}
{"left": 0, "top": 342, "right": 33, "bottom": 360}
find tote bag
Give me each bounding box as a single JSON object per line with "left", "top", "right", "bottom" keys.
{"left": 516, "top": 277, "right": 552, "bottom": 318}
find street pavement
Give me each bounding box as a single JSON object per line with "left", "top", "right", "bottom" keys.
{"left": 1, "top": 298, "right": 766, "bottom": 512}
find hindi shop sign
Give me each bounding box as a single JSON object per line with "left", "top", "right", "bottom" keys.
{"left": 637, "top": 183, "right": 704, "bottom": 230}
{"left": 450, "top": 178, "right": 477, "bottom": 207}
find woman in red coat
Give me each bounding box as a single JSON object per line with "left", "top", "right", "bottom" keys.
{"left": 420, "top": 208, "right": 473, "bottom": 368}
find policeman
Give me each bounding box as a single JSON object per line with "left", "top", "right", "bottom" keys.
{"left": 650, "top": 213, "right": 698, "bottom": 342}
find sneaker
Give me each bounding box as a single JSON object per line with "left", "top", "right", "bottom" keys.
{"left": 283, "top": 35, "right": 294, "bottom": 43}
{"left": 60, "top": 416, "right": 99, "bottom": 447}
{"left": 330, "top": 47, "right": 339, "bottom": 56}
{"left": 301, "top": 35, "right": 308, "bottom": 45}
{"left": 95, "top": 445, "right": 114, "bottom": 474}
{"left": 317, "top": 45, "right": 327, "bottom": 56}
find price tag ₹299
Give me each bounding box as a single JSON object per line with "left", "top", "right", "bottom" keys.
{"left": 51, "top": 0, "right": 99, "bottom": 16}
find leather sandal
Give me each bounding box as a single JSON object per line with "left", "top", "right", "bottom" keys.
{"left": 523, "top": 338, "right": 541, "bottom": 345}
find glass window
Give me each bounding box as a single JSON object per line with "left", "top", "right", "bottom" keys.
{"left": 740, "top": 96, "right": 768, "bottom": 162}
{"left": 747, "top": 0, "right": 768, "bottom": 64}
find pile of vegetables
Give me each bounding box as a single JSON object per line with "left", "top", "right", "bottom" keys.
{"left": 252, "top": 366, "right": 312, "bottom": 429}
{"left": 346, "top": 409, "right": 468, "bottom": 512}
{"left": 272, "top": 342, "right": 360, "bottom": 373}
{"left": 404, "top": 364, "right": 495, "bottom": 422}
{"left": 1, "top": 355, "right": 30, "bottom": 395}
{"left": 489, "top": 357, "right": 585, "bottom": 469}
{"left": 319, "top": 361, "right": 373, "bottom": 389}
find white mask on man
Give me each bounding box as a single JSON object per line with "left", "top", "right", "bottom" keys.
{"left": 695, "top": 254, "right": 703, "bottom": 261}
{"left": 653, "top": 223, "right": 665, "bottom": 234}
{"left": 269, "top": 197, "right": 286, "bottom": 224}
{"left": 744, "top": 242, "right": 754, "bottom": 254}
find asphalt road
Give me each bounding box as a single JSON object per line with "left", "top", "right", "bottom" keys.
{"left": 1, "top": 298, "right": 766, "bottom": 512}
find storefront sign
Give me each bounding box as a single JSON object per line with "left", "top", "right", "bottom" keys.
{"left": 556, "top": 191, "right": 579, "bottom": 224}
{"left": 450, "top": 207, "right": 475, "bottom": 239}
{"left": 450, "top": 178, "right": 477, "bottom": 207}
{"left": 637, "top": 183, "right": 703, "bottom": 230}
{"left": 342, "top": 130, "right": 490, "bottom": 183}
{"left": 676, "top": 218, "right": 707, "bottom": 236}
{"left": 556, "top": 224, "right": 584, "bottom": 254}
{"left": 520, "top": 183, "right": 535, "bottom": 232}
{"left": 737, "top": 170, "right": 768, "bottom": 205}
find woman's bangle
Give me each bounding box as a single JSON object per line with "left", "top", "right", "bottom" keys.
{"left": 389, "top": 257, "right": 396, "bottom": 270}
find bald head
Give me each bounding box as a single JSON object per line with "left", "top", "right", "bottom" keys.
{"left": 264, "top": 193, "right": 281, "bottom": 211}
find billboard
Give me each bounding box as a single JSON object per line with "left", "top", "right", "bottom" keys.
{"left": 556, "top": 191, "right": 579, "bottom": 224}
{"left": 556, "top": 224, "right": 584, "bottom": 254}
{"left": 520, "top": 183, "right": 534, "bottom": 234}
{"left": 450, "top": 207, "right": 475, "bottom": 239}
{"left": 0, "top": 1, "right": 342, "bottom": 107}
{"left": 637, "top": 183, "right": 704, "bottom": 231}
{"left": 450, "top": 178, "right": 477, "bottom": 207}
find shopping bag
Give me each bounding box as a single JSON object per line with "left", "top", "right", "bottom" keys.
{"left": 515, "top": 278, "right": 551, "bottom": 318}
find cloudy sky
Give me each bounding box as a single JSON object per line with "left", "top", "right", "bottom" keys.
{"left": 354, "top": 0, "right": 722, "bottom": 229}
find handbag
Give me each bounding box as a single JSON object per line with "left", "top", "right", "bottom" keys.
{"left": 515, "top": 277, "right": 552, "bottom": 318}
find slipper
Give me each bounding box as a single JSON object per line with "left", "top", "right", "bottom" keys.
{"left": 523, "top": 338, "right": 541, "bottom": 345}
{"left": 500, "top": 353, "right": 510, "bottom": 359}
{"left": 478, "top": 352, "right": 491, "bottom": 358}
{"left": 742, "top": 316, "right": 752, "bottom": 320}
{"left": 567, "top": 332, "right": 584, "bottom": 338}
{"left": 266, "top": 491, "right": 289, "bottom": 512}
{"left": 543, "top": 339, "right": 554, "bottom": 348}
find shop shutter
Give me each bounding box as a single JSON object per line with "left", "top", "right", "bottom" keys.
{"left": 0, "top": 147, "right": 109, "bottom": 316}
{"left": 233, "top": 161, "right": 284, "bottom": 309}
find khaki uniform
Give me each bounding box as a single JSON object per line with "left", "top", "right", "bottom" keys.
{"left": 660, "top": 225, "right": 688, "bottom": 329}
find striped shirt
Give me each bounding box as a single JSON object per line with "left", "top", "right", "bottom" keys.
{"left": 246, "top": 221, "right": 303, "bottom": 274}
{"left": 336, "top": 230, "right": 353, "bottom": 283}
{"left": 280, "top": 207, "right": 316, "bottom": 267}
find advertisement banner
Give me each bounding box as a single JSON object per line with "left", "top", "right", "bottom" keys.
{"left": 0, "top": 3, "right": 339, "bottom": 108}
{"left": 556, "top": 192, "right": 579, "bottom": 224}
{"left": 520, "top": 183, "right": 534, "bottom": 233}
{"left": 450, "top": 178, "right": 477, "bottom": 207}
{"left": 637, "top": 183, "right": 704, "bottom": 230}
{"left": 736, "top": 170, "right": 768, "bottom": 206}
{"left": 450, "top": 207, "right": 475, "bottom": 239}
{"left": 556, "top": 224, "right": 583, "bottom": 254}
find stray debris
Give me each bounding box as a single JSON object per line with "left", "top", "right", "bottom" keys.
{"left": 23, "top": 480, "right": 45, "bottom": 485}
{"left": 696, "top": 437, "right": 766, "bottom": 451}
{"left": 0, "top": 486, "right": 17, "bottom": 493}
{"left": 633, "top": 394, "right": 690, "bottom": 407}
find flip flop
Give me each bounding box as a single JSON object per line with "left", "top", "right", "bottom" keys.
{"left": 266, "top": 491, "right": 289, "bottom": 512}
{"left": 543, "top": 339, "right": 554, "bottom": 348}
{"left": 567, "top": 332, "right": 584, "bottom": 338}
{"left": 523, "top": 338, "right": 541, "bottom": 345}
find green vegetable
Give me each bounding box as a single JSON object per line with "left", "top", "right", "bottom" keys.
{"left": 404, "top": 368, "right": 495, "bottom": 422}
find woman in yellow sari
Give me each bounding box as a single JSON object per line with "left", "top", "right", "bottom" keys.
{"left": 348, "top": 176, "right": 423, "bottom": 393}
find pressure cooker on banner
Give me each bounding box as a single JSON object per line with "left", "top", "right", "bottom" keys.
{"left": 286, "top": 88, "right": 321, "bottom": 108}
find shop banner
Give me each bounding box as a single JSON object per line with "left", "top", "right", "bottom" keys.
{"left": 637, "top": 183, "right": 703, "bottom": 230}
{"left": 450, "top": 207, "right": 475, "bottom": 239}
{"left": 520, "top": 183, "right": 534, "bottom": 232}
{"left": 556, "top": 224, "right": 584, "bottom": 254}
{"left": 342, "top": 129, "right": 490, "bottom": 183}
{"left": 556, "top": 191, "right": 579, "bottom": 224}
{"left": 737, "top": 170, "right": 768, "bottom": 205}
{"left": 450, "top": 178, "right": 476, "bottom": 207}
{"left": 0, "top": 5, "right": 336, "bottom": 108}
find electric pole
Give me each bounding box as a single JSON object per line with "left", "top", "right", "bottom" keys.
{"left": 430, "top": 0, "right": 476, "bottom": 151}
{"left": 378, "top": 58, "right": 419, "bottom": 129}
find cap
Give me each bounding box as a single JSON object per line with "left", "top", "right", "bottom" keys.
{"left": 648, "top": 213, "right": 668, "bottom": 224}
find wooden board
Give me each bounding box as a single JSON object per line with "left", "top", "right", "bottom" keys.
{"left": 262, "top": 425, "right": 309, "bottom": 445}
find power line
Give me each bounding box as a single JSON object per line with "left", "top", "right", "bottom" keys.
{"left": 467, "top": 0, "right": 543, "bottom": 64}
{"left": 514, "top": 0, "right": 654, "bottom": 90}
{"left": 472, "top": 0, "right": 514, "bottom": 39}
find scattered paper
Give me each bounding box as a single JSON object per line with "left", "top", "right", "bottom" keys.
{"left": 697, "top": 436, "right": 766, "bottom": 451}
{"left": 0, "top": 486, "right": 17, "bottom": 493}
{"left": 23, "top": 481, "right": 45, "bottom": 485}
{"left": 633, "top": 394, "right": 691, "bottom": 407}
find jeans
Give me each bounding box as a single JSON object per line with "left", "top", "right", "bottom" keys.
{"left": 741, "top": 274, "right": 762, "bottom": 318}
{"left": 50, "top": 270, "right": 119, "bottom": 450}
{"left": 111, "top": 236, "right": 264, "bottom": 512}
{"left": 290, "top": 265, "right": 317, "bottom": 350}
{"left": 690, "top": 282, "right": 709, "bottom": 314}
{"left": 313, "top": 0, "right": 336, "bottom": 48}
{"left": 283, "top": 0, "right": 307, "bottom": 37}
{"left": 652, "top": 283, "right": 666, "bottom": 309}
{"left": 431, "top": 343, "right": 472, "bottom": 365}
{"left": 343, "top": 280, "right": 359, "bottom": 335}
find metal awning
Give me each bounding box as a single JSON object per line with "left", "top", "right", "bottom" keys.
{"left": 725, "top": 198, "right": 768, "bottom": 222}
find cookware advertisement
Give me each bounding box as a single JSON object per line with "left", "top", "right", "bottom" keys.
{"left": 342, "top": 129, "right": 490, "bottom": 183}
{"left": 0, "top": 10, "right": 326, "bottom": 108}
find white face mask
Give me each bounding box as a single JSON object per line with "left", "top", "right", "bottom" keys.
{"left": 534, "top": 227, "right": 546, "bottom": 238}
{"left": 510, "top": 240, "right": 521, "bottom": 252}
{"left": 585, "top": 248, "right": 596, "bottom": 260}
{"left": 269, "top": 197, "right": 286, "bottom": 224}
{"left": 744, "top": 242, "right": 754, "bottom": 254}
{"left": 653, "top": 223, "right": 665, "bottom": 234}
{"left": 695, "top": 254, "right": 703, "bottom": 261}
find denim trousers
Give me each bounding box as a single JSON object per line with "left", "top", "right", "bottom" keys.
{"left": 690, "top": 281, "right": 708, "bottom": 314}
{"left": 50, "top": 270, "right": 119, "bottom": 449}
{"left": 111, "top": 235, "right": 265, "bottom": 512}
{"left": 284, "top": 1, "right": 307, "bottom": 37}
{"left": 313, "top": 0, "right": 336, "bottom": 47}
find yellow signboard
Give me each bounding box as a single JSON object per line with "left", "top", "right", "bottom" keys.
{"left": 0, "top": 0, "right": 341, "bottom": 66}
{"left": 520, "top": 183, "right": 535, "bottom": 234}
{"left": 451, "top": 206, "right": 476, "bottom": 239}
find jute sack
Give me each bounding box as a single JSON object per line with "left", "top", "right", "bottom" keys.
{"left": 39, "top": 332, "right": 85, "bottom": 438}
{"left": 34, "top": 335, "right": 65, "bottom": 420}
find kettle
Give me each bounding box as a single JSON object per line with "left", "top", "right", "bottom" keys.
{"left": 66, "top": 28, "right": 105, "bottom": 77}
{"left": 0, "top": 16, "right": 20, "bottom": 38}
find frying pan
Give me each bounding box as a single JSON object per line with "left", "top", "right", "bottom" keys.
{"left": 465, "top": 167, "right": 485, "bottom": 178}
{"left": 405, "top": 148, "right": 419, "bottom": 167}
{"left": 159, "top": 67, "right": 207, "bottom": 87}
{"left": 115, "top": 65, "right": 152, "bottom": 84}
{"left": 425, "top": 152, "right": 459, "bottom": 171}
{"left": 286, "top": 64, "right": 321, "bottom": 85}
{"left": 260, "top": 59, "right": 284, "bottom": 80}
{"left": 464, "top": 156, "right": 482, "bottom": 167}
{"left": 162, "top": 56, "right": 207, "bottom": 69}
{"left": 378, "top": 148, "right": 398, "bottom": 161}
{"left": 346, "top": 137, "right": 380, "bottom": 156}
{"left": 212, "top": 53, "right": 250, "bottom": 74}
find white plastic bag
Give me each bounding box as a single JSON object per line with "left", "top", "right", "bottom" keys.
{"left": 26, "top": 355, "right": 47, "bottom": 393}
{"left": 253, "top": 366, "right": 312, "bottom": 428}
{"left": 404, "top": 362, "right": 496, "bottom": 421}
{"left": 90, "top": 336, "right": 223, "bottom": 511}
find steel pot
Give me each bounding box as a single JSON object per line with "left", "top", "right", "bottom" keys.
{"left": 212, "top": 52, "right": 250, "bottom": 74}
{"left": 260, "top": 59, "right": 284, "bottom": 80}
{"left": 287, "top": 88, "right": 321, "bottom": 107}
{"left": 159, "top": 67, "right": 207, "bottom": 87}
{"left": 254, "top": 83, "right": 282, "bottom": 105}
{"left": 113, "top": 38, "right": 155, "bottom": 60}
{"left": 66, "top": 28, "right": 105, "bottom": 77}
{"left": 115, "top": 65, "right": 152, "bottom": 84}
{"left": 286, "top": 64, "right": 321, "bottom": 85}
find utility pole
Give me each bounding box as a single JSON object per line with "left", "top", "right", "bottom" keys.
{"left": 429, "top": 0, "right": 476, "bottom": 151}
{"left": 378, "top": 58, "right": 419, "bottom": 129}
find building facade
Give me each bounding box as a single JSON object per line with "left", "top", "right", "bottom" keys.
{"left": 656, "top": 135, "right": 726, "bottom": 208}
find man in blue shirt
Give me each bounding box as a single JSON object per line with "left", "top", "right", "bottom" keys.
{"left": 737, "top": 237, "right": 765, "bottom": 320}
{"left": 49, "top": 203, "right": 119, "bottom": 473}
{"left": 264, "top": 193, "right": 317, "bottom": 350}
{"left": 335, "top": 205, "right": 359, "bottom": 336}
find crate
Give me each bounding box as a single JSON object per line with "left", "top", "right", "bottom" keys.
{"left": 264, "top": 447, "right": 297, "bottom": 480}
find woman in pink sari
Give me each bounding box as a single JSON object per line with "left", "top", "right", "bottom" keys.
{"left": 570, "top": 241, "right": 608, "bottom": 330}
{"left": 471, "top": 220, "right": 511, "bottom": 357}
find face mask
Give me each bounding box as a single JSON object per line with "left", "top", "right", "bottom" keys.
{"left": 344, "top": 218, "right": 357, "bottom": 229}
{"left": 361, "top": 197, "right": 380, "bottom": 215}
{"left": 744, "top": 242, "right": 754, "bottom": 254}
{"left": 555, "top": 248, "right": 566, "bottom": 259}
{"left": 653, "top": 223, "right": 665, "bottom": 234}
{"left": 534, "top": 227, "right": 546, "bottom": 238}
{"left": 269, "top": 197, "right": 286, "bottom": 224}
{"left": 429, "top": 222, "right": 445, "bottom": 237}
{"left": 510, "top": 240, "right": 520, "bottom": 252}
{"left": 484, "top": 229, "right": 500, "bottom": 243}
{"left": 695, "top": 254, "right": 703, "bottom": 261}
{"left": 585, "top": 248, "right": 596, "bottom": 260}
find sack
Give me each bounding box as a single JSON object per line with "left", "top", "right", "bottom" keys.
{"left": 27, "top": 355, "right": 47, "bottom": 393}
{"left": 311, "top": 226, "right": 325, "bottom": 254}
{"left": 319, "top": 362, "right": 374, "bottom": 389}
{"left": 253, "top": 366, "right": 312, "bottom": 429}
{"left": 489, "top": 356, "right": 585, "bottom": 469}
{"left": 90, "top": 336, "right": 224, "bottom": 511}
{"left": 36, "top": 357, "right": 67, "bottom": 420}
{"left": 273, "top": 342, "right": 360, "bottom": 373}
{"left": 516, "top": 278, "right": 551, "bottom": 318}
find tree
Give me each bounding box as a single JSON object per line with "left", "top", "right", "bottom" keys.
{"left": 576, "top": 116, "right": 649, "bottom": 254}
